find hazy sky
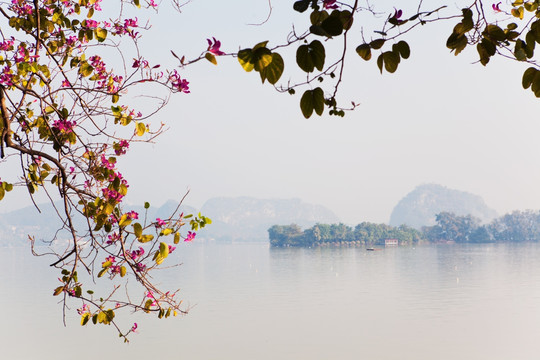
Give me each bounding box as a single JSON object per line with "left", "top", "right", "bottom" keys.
{"left": 2, "top": 0, "right": 540, "bottom": 224}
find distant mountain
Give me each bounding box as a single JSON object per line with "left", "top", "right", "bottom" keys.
{"left": 0, "top": 200, "right": 196, "bottom": 247}
{"left": 200, "top": 197, "right": 340, "bottom": 241}
{"left": 0, "top": 197, "right": 338, "bottom": 245}
{"left": 389, "top": 184, "right": 498, "bottom": 229}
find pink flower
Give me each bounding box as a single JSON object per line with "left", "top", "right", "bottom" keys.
{"left": 53, "top": 119, "right": 76, "bottom": 134}
{"left": 322, "top": 0, "right": 339, "bottom": 10}
{"left": 131, "top": 323, "right": 138, "bottom": 332}
{"left": 168, "top": 70, "right": 190, "bottom": 93}
{"left": 85, "top": 19, "right": 99, "bottom": 29}
{"left": 113, "top": 140, "right": 130, "bottom": 155}
{"left": 129, "top": 247, "right": 145, "bottom": 260}
{"left": 149, "top": 0, "right": 158, "bottom": 7}
{"left": 77, "top": 304, "right": 89, "bottom": 315}
{"left": 134, "top": 262, "right": 146, "bottom": 272}
{"left": 207, "top": 37, "right": 225, "bottom": 56}
{"left": 132, "top": 58, "right": 149, "bottom": 68}
{"left": 155, "top": 218, "right": 166, "bottom": 227}
{"left": 107, "top": 232, "right": 121, "bottom": 245}
{"left": 168, "top": 245, "right": 176, "bottom": 253}
{"left": 389, "top": 8, "right": 405, "bottom": 25}
{"left": 126, "top": 211, "right": 139, "bottom": 220}
{"left": 100, "top": 155, "right": 115, "bottom": 170}
{"left": 185, "top": 231, "right": 196, "bottom": 242}
{"left": 492, "top": 2, "right": 502, "bottom": 12}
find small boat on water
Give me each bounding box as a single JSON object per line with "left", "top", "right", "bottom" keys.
{"left": 366, "top": 248, "right": 383, "bottom": 251}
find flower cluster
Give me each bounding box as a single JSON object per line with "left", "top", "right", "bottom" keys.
{"left": 107, "top": 232, "right": 121, "bottom": 245}
{"left": 129, "top": 247, "right": 145, "bottom": 261}
{"left": 10, "top": 0, "right": 33, "bottom": 16}
{"left": 52, "top": 119, "right": 76, "bottom": 134}
{"left": 168, "top": 70, "right": 190, "bottom": 93}
{"left": 100, "top": 155, "right": 116, "bottom": 170}
{"left": 134, "top": 262, "right": 146, "bottom": 272}
{"left": 77, "top": 304, "right": 90, "bottom": 315}
{"left": 155, "top": 218, "right": 166, "bottom": 227}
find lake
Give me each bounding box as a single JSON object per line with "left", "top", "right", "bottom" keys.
{"left": 2, "top": 242, "right": 540, "bottom": 359}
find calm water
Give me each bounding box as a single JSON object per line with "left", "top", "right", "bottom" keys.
{"left": 2, "top": 242, "right": 540, "bottom": 359}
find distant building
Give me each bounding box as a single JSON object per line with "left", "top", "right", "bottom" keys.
{"left": 385, "top": 239, "right": 399, "bottom": 247}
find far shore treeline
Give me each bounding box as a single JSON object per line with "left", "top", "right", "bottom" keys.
{"left": 268, "top": 210, "right": 540, "bottom": 247}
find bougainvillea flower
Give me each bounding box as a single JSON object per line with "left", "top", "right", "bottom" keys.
{"left": 134, "top": 262, "right": 146, "bottom": 272}
{"left": 155, "top": 218, "right": 167, "bottom": 227}
{"left": 207, "top": 37, "right": 225, "bottom": 56}
{"left": 389, "top": 8, "right": 405, "bottom": 25}
{"left": 185, "top": 231, "right": 196, "bottom": 242}
{"left": 322, "top": 0, "right": 339, "bottom": 10}
{"left": 492, "top": 2, "right": 502, "bottom": 12}
{"left": 168, "top": 245, "right": 176, "bottom": 253}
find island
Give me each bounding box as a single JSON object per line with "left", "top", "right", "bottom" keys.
{"left": 269, "top": 210, "right": 540, "bottom": 247}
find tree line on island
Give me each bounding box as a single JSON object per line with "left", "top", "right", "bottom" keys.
{"left": 268, "top": 210, "right": 540, "bottom": 247}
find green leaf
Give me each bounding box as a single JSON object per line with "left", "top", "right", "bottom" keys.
{"left": 253, "top": 41, "right": 269, "bottom": 51}
{"left": 321, "top": 15, "right": 343, "bottom": 36}
{"left": 339, "top": 10, "right": 354, "bottom": 30}
{"left": 79, "top": 61, "right": 93, "bottom": 77}
{"left": 356, "top": 44, "right": 372, "bottom": 61}
{"left": 238, "top": 49, "right": 255, "bottom": 72}
{"left": 261, "top": 52, "right": 284, "bottom": 84}
{"left": 120, "top": 266, "right": 127, "bottom": 277}
{"left": 0, "top": 187, "right": 4, "bottom": 201}
{"left": 293, "top": 0, "right": 309, "bottom": 13}
{"left": 253, "top": 47, "right": 273, "bottom": 72}
{"left": 144, "top": 201, "right": 150, "bottom": 209}
{"left": 312, "top": 87, "right": 324, "bottom": 116}
{"left": 300, "top": 90, "right": 314, "bottom": 119}
{"left": 296, "top": 40, "right": 325, "bottom": 73}
{"left": 138, "top": 234, "right": 154, "bottom": 243}
{"left": 446, "top": 32, "right": 468, "bottom": 55}
{"left": 296, "top": 45, "right": 314, "bottom": 72}
{"left": 370, "top": 39, "right": 386, "bottom": 50}
{"left": 507, "top": 22, "right": 519, "bottom": 30}
{"left": 300, "top": 88, "right": 325, "bottom": 119}
{"left": 485, "top": 24, "right": 506, "bottom": 42}
{"left": 53, "top": 286, "right": 64, "bottom": 296}
{"left": 95, "top": 27, "right": 107, "bottom": 42}
{"left": 118, "top": 214, "right": 132, "bottom": 227}
{"left": 512, "top": 6, "right": 525, "bottom": 19}
{"left": 394, "top": 41, "right": 410, "bottom": 59}
{"left": 174, "top": 232, "right": 180, "bottom": 244}
{"left": 309, "top": 40, "right": 326, "bottom": 71}
{"left": 112, "top": 94, "right": 119, "bottom": 104}
{"left": 81, "top": 313, "right": 90, "bottom": 326}
{"left": 133, "top": 222, "right": 143, "bottom": 238}
{"left": 160, "top": 228, "right": 173, "bottom": 236}
{"left": 377, "top": 54, "right": 384, "bottom": 74}
{"left": 522, "top": 67, "right": 537, "bottom": 89}
{"left": 382, "top": 51, "right": 400, "bottom": 73}
{"left": 205, "top": 52, "right": 217, "bottom": 65}
{"left": 136, "top": 122, "right": 146, "bottom": 136}
{"left": 531, "top": 71, "right": 540, "bottom": 94}
{"left": 98, "top": 268, "right": 107, "bottom": 278}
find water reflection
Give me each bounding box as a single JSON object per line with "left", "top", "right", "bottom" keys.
{"left": 2, "top": 242, "right": 540, "bottom": 359}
